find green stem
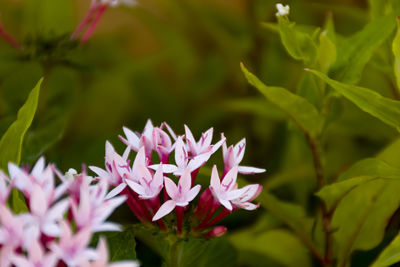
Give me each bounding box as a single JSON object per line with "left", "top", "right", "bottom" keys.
{"left": 169, "top": 239, "right": 182, "bottom": 267}
{"left": 306, "top": 134, "right": 333, "bottom": 267}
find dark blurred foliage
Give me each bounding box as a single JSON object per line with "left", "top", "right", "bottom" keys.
{"left": 1, "top": 0, "right": 398, "bottom": 266}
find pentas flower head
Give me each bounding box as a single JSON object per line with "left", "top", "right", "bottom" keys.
{"left": 91, "top": 120, "right": 264, "bottom": 238}
{"left": 0, "top": 157, "right": 136, "bottom": 266}
{"left": 152, "top": 168, "right": 201, "bottom": 221}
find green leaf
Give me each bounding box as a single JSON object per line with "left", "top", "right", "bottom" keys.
{"left": 371, "top": 231, "right": 400, "bottom": 267}
{"left": 378, "top": 137, "right": 400, "bottom": 168}
{"left": 0, "top": 78, "right": 43, "bottom": 170}
{"left": 317, "top": 157, "right": 400, "bottom": 211}
{"left": 332, "top": 179, "right": 400, "bottom": 266}
{"left": 241, "top": 63, "right": 323, "bottom": 138}
{"left": 316, "top": 176, "right": 376, "bottom": 212}
{"left": 230, "top": 229, "right": 311, "bottom": 267}
{"left": 258, "top": 191, "right": 320, "bottom": 257}
{"left": 277, "top": 16, "right": 317, "bottom": 64}
{"left": 0, "top": 78, "right": 42, "bottom": 213}
{"left": 308, "top": 69, "right": 400, "bottom": 131}
{"left": 333, "top": 15, "right": 396, "bottom": 83}
{"left": 24, "top": 0, "right": 73, "bottom": 34}
{"left": 317, "top": 30, "right": 336, "bottom": 74}
{"left": 338, "top": 158, "right": 400, "bottom": 181}
{"left": 105, "top": 226, "right": 137, "bottom": 261}
{"left": 393, "top": 17, "right": 400, "bottom": 93}
{"left": 173, "top": 237, "right": 237, "bottom": 267}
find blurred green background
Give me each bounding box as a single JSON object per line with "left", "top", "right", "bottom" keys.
{"left": 1, "top": 0, "right": 399, "bottom": 266}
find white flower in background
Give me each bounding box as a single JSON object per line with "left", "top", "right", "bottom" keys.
{"left": 276, "top": 3, "right": 290, "bottom": 17}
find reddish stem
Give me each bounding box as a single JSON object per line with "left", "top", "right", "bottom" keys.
{"left": 81, "top": 4, "right": 108, "bottom": 43}
{"left": 0, "top": 22, "right": 22, "bottom": 50}
{"left": 71, "top": 5, "right": 99, "bottom": 40}
{"left": 201, "top": 208, "right": 231, "bottom": 230}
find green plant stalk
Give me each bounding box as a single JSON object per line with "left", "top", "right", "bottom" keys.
{"left": 306, "top": 134, "right": 333, "bottom": 267}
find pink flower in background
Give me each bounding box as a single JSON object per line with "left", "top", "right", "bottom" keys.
{"left": 0, "top": 204, "right": 29, "bottom": 249}
{"left": 221, "top": 134, "right": 266, "bottom": 175}
{"left": 70, "top": 179, "right": 126, "bottom": 232}
{"left": 83, "top": 237, "right": 139, "bottom": 267}
{"left": 26, "top": 183, "right": 69, "bottom": 237}
{"left": 49, "top": 221, "right": 96, "bottom": 266}
{"left": 0, "top": 170, "right": 11, "bottom": 203}
{"left": 10, "top": 239, "right": 58, "bottom": 267}
{"left": 8, "top": 157, "right": 67, "bottom": 203}
{"left": 152, "top": 168, "right": 201, "bottom": 221}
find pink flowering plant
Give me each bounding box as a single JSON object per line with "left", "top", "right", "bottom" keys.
{"left": 89, "top": 119, "right": 264, "bottom": 264}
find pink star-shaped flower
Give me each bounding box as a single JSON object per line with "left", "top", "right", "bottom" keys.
{"left": 152, "top": 168, "right": 201, "bottom": 221}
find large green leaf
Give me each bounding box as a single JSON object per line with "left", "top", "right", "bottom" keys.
{"left": 242, "top": 64, "right": 323, "bottom": 138}
{"left": 258, "top": 191, "right": 319, "bottom": 257}
{"left": 332, "top": 179, "right": 400, "bottom": 266}
{"left": 378, "top": 137, "right": 400, "bottom": 168}
{"left": 371, "top": 232, "right": 400, "bottom": 267}
{"left": 308, "top": 70, "right": 400, "bottom": 131}
{"left": 230, "top": 229, "right": 311, "bottom": 267}
{"left": 337, "top": 158, "right": 400, "bottom": 181}
{"left": 0, "top": 78, "right": 43, "bottom": 170}
{"left": 333, "top": 15, "right": 396, "bottom": 83}
{"left": 393, "top": 17, "right": 400, "bottom": 92}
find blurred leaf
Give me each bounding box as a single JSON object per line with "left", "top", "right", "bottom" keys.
{"left": 263, "top": 164, "right": 314, "bottom": 190}
{"left": 393, "top": 17, "right": 400, "bottom": 93}
{"left": 230, "top": 229, "right": 311, "bottom": 267}
{"left": 105, "top": 226, "right": 137, "bottom": 261}
{"left": 258, "top": 191, "right": 319, "bottom": 257}
{"left": 277, "top": 16, "right": 317, "bottom": 64}
{"left": 223, "top": 97, "right": 285, "bottom": 120}
{"left": 242, "top": 64, "right": 323, "bottom": 138}
{"left": 308, "top": 70, "right": 400, "bottom": 131}
{"left": 317, "top": 29, "right": 336, "bottom": 74}
{"left": 0, "top": 78, "right": 43, "bottom": 170}
{"left": 0, "top": 78, "right": 42, "bottom": 213}
{"left": 333, "top": 15, "right": 396, "bottom": 83}
{"left": 371, "top": 231, "right": 400, "bottom": 267}
{"left": 23, "top": 114, "right": 67, "bottom": 162}
{"left": 332, "top": 179, "right": 400, "bottom": 266}
{"left": 24, "top": 0, "right": 73, "bottom": 34}
{"left": 173, "top": 237, "right": 237, "bottom": 267}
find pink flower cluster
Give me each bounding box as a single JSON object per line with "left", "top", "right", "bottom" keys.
{"left": 90, "top": 120, "right": 265, "bottom": 236}
{"left": 0, "top": 158, "right": 138, "bottom": 267}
